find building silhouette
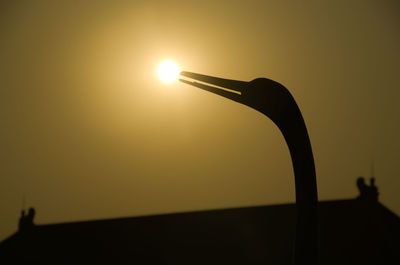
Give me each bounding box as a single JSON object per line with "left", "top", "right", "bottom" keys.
{"left": 1, "top": 178, "right": 399, "bottom": 265}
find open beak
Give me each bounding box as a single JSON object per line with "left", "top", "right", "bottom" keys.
{"left": 179, "top": 71, "right": 247, "bottom": 103}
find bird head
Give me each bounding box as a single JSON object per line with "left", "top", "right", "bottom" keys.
{"left": 179, "top": 71, "right": 298, "bottom": 126}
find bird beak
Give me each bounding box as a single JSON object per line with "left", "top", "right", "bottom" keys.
{"left": 179, "top": 71, "right": 247, "bottom": 103}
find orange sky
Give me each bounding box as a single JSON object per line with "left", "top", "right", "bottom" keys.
{"left": 1, "top": 0, "right": 399, "bottom": 240}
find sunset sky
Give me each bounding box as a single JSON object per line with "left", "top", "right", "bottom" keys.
{"left": 1, "top": 0, "right": 399, "bottom": 240}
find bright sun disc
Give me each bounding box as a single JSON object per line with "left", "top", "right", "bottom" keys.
{"left": 158, "top": 60, "right": 180, "bottom": 82}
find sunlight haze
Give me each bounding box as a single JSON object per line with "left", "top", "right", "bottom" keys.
{"left": 0, "top": 0, "right": 399, "bottom": 241}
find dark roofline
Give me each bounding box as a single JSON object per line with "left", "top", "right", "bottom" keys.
{"left": 31, "top": 199, "right": 359, "bottom": 228}
{"left": 2, "top": 197, "right": 398, "bottom": 246}
{"left": 0, "top": 198, "right": 355, "bottom": 243}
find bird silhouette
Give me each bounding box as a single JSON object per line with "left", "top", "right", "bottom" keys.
{"left": 180, "top": 71, "right": 318, "bottom": 265}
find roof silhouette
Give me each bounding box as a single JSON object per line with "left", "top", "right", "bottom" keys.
{"left": 1, "top": 194, "right": 399, "bottom": 265}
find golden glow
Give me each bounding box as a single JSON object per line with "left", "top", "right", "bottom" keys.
{"left": 158, "top": 60, "right": 180, "bottom": 82}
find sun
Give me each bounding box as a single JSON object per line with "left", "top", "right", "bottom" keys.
{"left": 158, "top": 60, "right": 180, "bottom": 82}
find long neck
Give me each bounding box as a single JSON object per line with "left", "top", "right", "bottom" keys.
{"left": 278, "top": 108, "right": 318, "bottom": 265}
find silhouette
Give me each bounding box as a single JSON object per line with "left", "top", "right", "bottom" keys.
{"left": 357, "top": 177, "right": 379, "bottom": 202}
{"left": 370, "top": 178, "right": 379, "bottom": 198}
{"left": 180, "top": 72, "right": 318, "bottom": 265}
{"left": 18, "top": 210, "right": 25, "bottom": 231}
{"left": 2, "top": 182, "right": 399, "bottom": 265}
{"left": 18, "top": 207, "right": 36, "bottom": 232}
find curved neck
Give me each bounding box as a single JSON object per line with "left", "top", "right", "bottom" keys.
{"left": 278, "top": 109, "right": 318, "bottom": 265}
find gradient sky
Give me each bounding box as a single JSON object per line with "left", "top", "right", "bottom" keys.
{"left": 1, "top": 0, "right": 399, "bottom": 240}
